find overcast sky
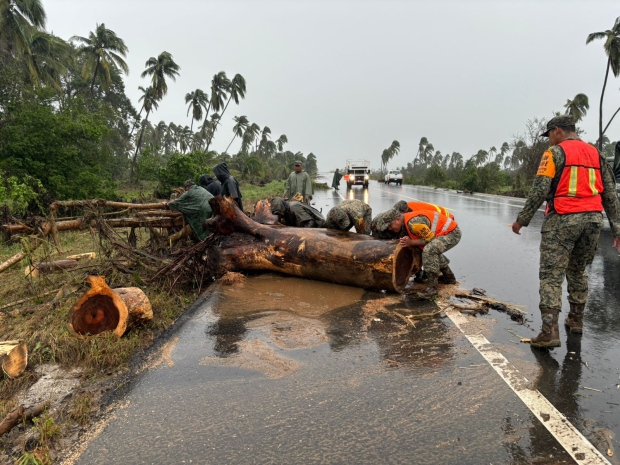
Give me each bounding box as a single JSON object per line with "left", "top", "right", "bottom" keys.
{"left": 48, "top": 0, "right": 619, "bottom": 170}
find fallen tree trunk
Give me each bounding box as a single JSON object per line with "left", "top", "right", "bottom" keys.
{"left": 205, "top": 196, "right": 420, "bottom": 292}
{"left": 0, "top": 341, "right": 28, "bottom": 378}
{"left": 51, "top": 199, "right": 167, "bottom": 211}
{"left": 0, "top": 239, "right": 41, "bottom": 276}
{"left": 69, "top": 276, "right": 153, "bottom": 336}
{"left": 0, "top": 401, "right": 49, "bottom": 437}
{"left": 25, "top": 259, "right": 78, "bottom": 277}
{"left": 3, "top": 215, "right": 184, "bottom": 236}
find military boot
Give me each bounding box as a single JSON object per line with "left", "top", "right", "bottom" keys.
{"left": 565, "top": 303, "right": 585, "bottom": 334}
{"left": 438, "top": 265, "right": 457, "bottom": 285}
{"left": 413, "top": 270, "right": 428, "bottom": 284}
{"left": 531, "top": 311, "right": 561, "bottom": 348}
{"left": 413, "top": 274, "right": 439, "bottom": 299}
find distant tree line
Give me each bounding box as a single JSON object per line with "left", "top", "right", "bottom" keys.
{"left": 0, "top": 0, "right": 318, "bottom": 214}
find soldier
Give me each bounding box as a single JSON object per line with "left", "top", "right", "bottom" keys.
{"left": 284, "top": 161, "right": 313, "bottom": 203}
{"left": 325, "top": 199, "right": 372, "bottom": 234}
{"left": 163, "top": 180, "right": 214, "bottom": 241}
{"left": 371, "top": 200, "right": 452, "bottom": 239}
{"left": 270, "top": 197, "right": 325, "bottom": 228}
{"left": 512, "top": 115, "right": 620, "bottom": 348}
{"left": 331, "top": 168, "right": 343, "bottom": 190}
{"left": 385, "top": 207, "right": 461, "bottom": 298}
{"left": 212, "top": 162, "right": 243, "bottom": 211}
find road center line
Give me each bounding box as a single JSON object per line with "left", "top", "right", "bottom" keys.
{"left": 445, "top": 308, "right": 610, "bottom": 465}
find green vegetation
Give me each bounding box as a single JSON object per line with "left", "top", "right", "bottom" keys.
{"left": 0, "top": 0, "right": 320, "bottom": 216}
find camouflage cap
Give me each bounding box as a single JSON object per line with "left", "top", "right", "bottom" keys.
{"left": 541, "top": 115, "right": 576, "bottom": 137}
{"left": 372, "top": 208, "right": 402, "bottom": 233}
{"left": 393, "top": 200, "right": 409, "bottom": 213}
{"left": 270, "top": 197, "right": 287, "bottom": 214}
{"left": 294, "top": 161, "right": 302, "bottom": 166}
{"left": 326, "top": 208, "right": 351, "bottom": 230}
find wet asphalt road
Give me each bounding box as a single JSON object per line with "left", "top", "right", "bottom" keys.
{"left": 75, "top": 177, "right": 620, "bottom": 465}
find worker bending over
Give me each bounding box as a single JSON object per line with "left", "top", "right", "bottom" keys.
{"left": 371, "top": 200, "right": 452, "bottom": 239}
{"left": 325, "top": 200, "right": 372, "bottom": 234}
{"left": 386, "top": 207, "right": 461, "bottom": 298}
{"left": 270, "top": 197, "right": 325, "bottom": 228}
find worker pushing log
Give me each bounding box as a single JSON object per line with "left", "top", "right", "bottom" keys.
{"left": 204, "top": 196, "right": 420, "bottom": 292}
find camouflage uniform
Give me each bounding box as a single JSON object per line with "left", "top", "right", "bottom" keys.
{"left": 271, "top": 197, "right": 325, "bottom": 228}
{"left": 516, "top": 138, "right": 620, "bottom": 324}
{"left": 406, "top": 216, "right": 462, "bottom": 275}
{"left": 325, "top": 200, "right": 372, "bottom": 234}
{"left": 371, "top": 201, "right": 411, "bottom": 239}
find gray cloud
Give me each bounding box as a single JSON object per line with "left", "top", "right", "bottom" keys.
{"left": 48, "top": 0, "right": 619, "bottom": 170}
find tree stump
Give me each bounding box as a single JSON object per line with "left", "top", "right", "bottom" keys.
{"left": 205, "top": 196, "right": 420, "bottom": 292}
{"left": 0, "top": 341, "right": 28, "bottom": 378}
{"left": 69, "top": 276, "right": 153, "bottom": 337}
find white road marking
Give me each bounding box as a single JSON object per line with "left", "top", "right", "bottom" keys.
{"left": 445, "top": 308, "right": 611, "bottom": 465}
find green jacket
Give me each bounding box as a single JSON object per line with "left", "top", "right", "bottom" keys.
{"left": 331, "top": 171, "right": 343, "bottom": 188}
{"left": 285, "top": 171, "right": 313, "bottom": 199}
{"left": 168, "top": 185, "right": 214, "bottom": 240}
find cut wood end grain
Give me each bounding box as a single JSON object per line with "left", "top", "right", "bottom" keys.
{"left": 0, "top": 341, "right": 28, "bottom": 378}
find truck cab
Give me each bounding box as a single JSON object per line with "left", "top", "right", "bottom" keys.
{"left": 346, "top": 159, "right": 370, "bottom": 189}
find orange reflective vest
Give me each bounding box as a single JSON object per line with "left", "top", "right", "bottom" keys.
{"left": 404, "top": 210, "right": 458, "bottom": 241}
{"left": 407, "top": 201, "right": 454, "bottom": 220}
{"left": 548, "top": 140, "right": 604, "bottom": 215}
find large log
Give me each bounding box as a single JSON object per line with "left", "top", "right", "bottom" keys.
{"left": 252, "top": 199, "right": 281, "bottom": 225}
{"left": 205, "top": 196, "right": 420, "bottom": 292}
{"left": 51, "top": 199, "right": 168, "bottom": 211}
{"left": 0, "top": 341, "right": 28, "bottom": 378}
{"left": 69, "top": 276, "right": 153, "bottom": 336}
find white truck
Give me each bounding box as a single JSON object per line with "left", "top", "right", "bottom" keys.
{"left": 345, "top": 159, "right": 370, "bottom": 189}
{"left": 385, "top": 169, "right": 403, "bottom": 185}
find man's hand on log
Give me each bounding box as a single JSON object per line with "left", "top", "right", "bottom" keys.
{"left": 511, "top": 221, "right": 522, "bottom": 235}
{"left": 399, "top": 237, "right": 414, "bottom": 248}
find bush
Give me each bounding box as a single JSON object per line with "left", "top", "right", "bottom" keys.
{"left": 0, "top": 171, "right": 46, "bottom": 215}
{"left": 424, "top": 166, "right": 448, "bottom": 186}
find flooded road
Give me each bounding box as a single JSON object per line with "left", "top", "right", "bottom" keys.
{"left": 75, "top": 178, "right": 620, "bottom": 464}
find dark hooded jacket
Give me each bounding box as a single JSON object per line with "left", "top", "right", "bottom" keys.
{"left": 212, "top": 163, "right": 243, "bottom": 211}
{"left": 199, "top": 174, "right": 222, "bottom": 196}
{"left": 270, "top": 197, "right": 325, "bottom": 228}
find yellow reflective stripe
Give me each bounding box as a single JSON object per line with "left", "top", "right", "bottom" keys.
{"left": 589, "top": 168, "right": 598, "bottom": 195}
{"left": 568, "top": 166, "right": 578, "bottom": 197}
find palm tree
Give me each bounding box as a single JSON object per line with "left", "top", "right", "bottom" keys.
{"left": 433, "top": 150, "right": 442, "bottom": 167}
{"left": 414, "top": 137, "right": 428, "bottom": 166}
{"left": 225, "top": 115, "right": 249, "bottom": 153}
{"left": 218, "top": 74, "right": 246, "bottom": 128}
{"left": 72, "top": 23, "right": 129, "bottom": 94}
{"left": 178, "top": 126, "right": 192, "bottom": 154}
{"left": 242, "top": 123, "right": 260, "bottom": 152}
{"left": 473, "top": 150, "right": 489, "bottom": 166}
{"left": 586, "top": 17, "right": 620, "bottom": 149}
{"left": 25, "top": 31, "right": 72, "bottom": 91}
{"left": 489, "top": 146, "right": 497, "bottom": 161}
{"left": 422, "top": 143, "right": 434, "bottom": 164}
{"left": 141, "top": 51, "right": 180, "bottom": 99}
{"left": 275, "top": 134, "right": 288, "bottom": 152}
{"left": 499, "top": 142, "right": 509, "bottom": 159}
{"left": 258, "top": 126, "right": 271, "bottom": 152}
{"left": 185, "top": 89, "right": 209, "bottom": 133}
{"left": 0, "top": 0, "right": 46, "bottom": 55}
{"left": 130, "top": 86, "right": 159, "bottom": 183}
{"left": 563, "top": 93, "right": 590, "bottom": 122}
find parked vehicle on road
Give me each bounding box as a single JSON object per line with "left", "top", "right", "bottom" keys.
{"left": 346, "top": 159, "right": 370, "bottom": 189}
{"left": 385, "top": 170, "right": 403, "bottom": 185}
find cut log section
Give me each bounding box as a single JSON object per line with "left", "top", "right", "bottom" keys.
{"left": 252, "top": 199, "right": 281, "bottom": 225}
{"left": 0, "top": 341, "right": 28, "bottom": 378}
{"left": 205, "top": 196, "right": 420, "bottom": 292}
{"left": 25, "top": 259, "right": 79, "bottom": 277}
{"left": 69, "top": 276, "right": 153, "bottom": 336}
{"left": 66, "top": 252, "right": 96, "bottom": 260}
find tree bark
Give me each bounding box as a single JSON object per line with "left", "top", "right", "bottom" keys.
{"left": 0, "top": 402, "right": 49, "bottom": 437}
{"left": 0, "top": 239, "right": 41, "bottom": 276}
{"left": 204, "top": 196, "right": 420, "bottom": 292}
{"left": 0, "top": 341, "right": 28, "bottom": 378}
{"left": 25, "top": 260, "right": 79, "bottom": 278}
{"left": 251, "top": 199, "right": 281, "bottom": 225}
{"left": 69, "top": 276, "right": 153, "bottom": 337}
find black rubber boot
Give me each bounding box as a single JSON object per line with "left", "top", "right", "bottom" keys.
{"left": 413, "top": 274, "right": 439, "bottom": 299}
{"left": 565, "top": 303, "right": 585, "bottom": 334}
{"left": 438, "top": 266, "right": 457, "bottom": 285}
{"left": 413, "top": 270, "right": 428, "bottom": 284}
{"left": 531, "top": 311, "right": 561, "bottom": 348}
